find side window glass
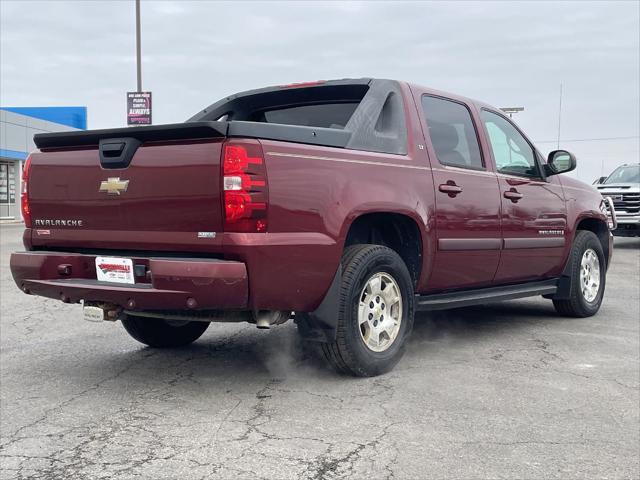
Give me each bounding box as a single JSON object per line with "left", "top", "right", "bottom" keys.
{"left": 422, "top": 96, "right": 483, "bottom": 169}
{"left": 481, "top": 110, "right": 539, "bottom": 177}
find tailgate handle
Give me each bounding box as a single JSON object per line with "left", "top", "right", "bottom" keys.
{"left": 101, "top": 142, "right": 125, "bottom": 157}
{"left": 99, "top": 137, "right": 141, "bottom": 169}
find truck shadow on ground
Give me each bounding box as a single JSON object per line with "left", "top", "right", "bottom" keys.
{"left": 64, "top": 299, "right": 571, "bottom": 384}
{"left": 409, "top": 301, "right": 555, "bottom": 343}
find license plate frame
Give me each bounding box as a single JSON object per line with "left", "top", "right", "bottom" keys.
{"left": 95, "top": 256, "right": 135, "bottom": 284}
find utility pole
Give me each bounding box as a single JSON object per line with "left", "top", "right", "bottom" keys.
{"left": 136, "top": 0, "right": 142, "bottom": 92}
{"left": 557, "top": 83, "right": 563, "bottom": 149}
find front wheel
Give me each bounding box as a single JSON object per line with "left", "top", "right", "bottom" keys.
{"left": 321, "top": 244, "right": 415, "bottom": 377}
{"left": 553, "top": 230, "right": 606, "bottom": 317}
{"left": 121, "top": 314, "right": 210, "bottom": 347}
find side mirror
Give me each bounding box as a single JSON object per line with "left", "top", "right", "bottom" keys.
{"left": 593, "top": 176, "right": 607, "bottom": 185}
{"left": 545, "top": 150, "right": 576, "bottom": 176}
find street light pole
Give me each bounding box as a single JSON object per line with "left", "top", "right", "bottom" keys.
{"left": 500, "top": 107, "right": 524, "bottom": 118}
{"left": 135, "top": 0, "right": 142, "bottom": 92}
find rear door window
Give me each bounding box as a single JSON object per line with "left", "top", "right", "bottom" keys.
{"left": 422, "top": 95, "right": 484, "bottom": 170}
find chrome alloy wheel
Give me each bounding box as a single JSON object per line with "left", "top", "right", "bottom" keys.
{"left": 580, "top": 248, "right": 601, "bottom": 303}
{"left": 357, "top": 272, "right": 403, "bottom": 352}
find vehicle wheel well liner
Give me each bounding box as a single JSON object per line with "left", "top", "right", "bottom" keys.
{"left": 343, "top": 212, "right": 422, "bottom": 286}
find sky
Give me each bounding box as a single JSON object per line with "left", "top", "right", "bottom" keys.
{"left": 1, "top": 0, "right": 638, "bottom": 182}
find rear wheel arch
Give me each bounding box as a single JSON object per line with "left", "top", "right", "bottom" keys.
{"left": 342, "top": 212, "right": 423, "bottom": 287}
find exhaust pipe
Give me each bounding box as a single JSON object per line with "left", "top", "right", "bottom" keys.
{"left": 254, "top": 311, "right": 291, "bottom": 329}
{"left": 255, "top": 317, "right": 271, "bottom": 329}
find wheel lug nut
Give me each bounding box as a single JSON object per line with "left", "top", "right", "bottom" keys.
{"left": 381, "top": 303, "right": 385, "bottom": 309}
{"left": 373, "top": 320, "right": 378, "bottom": 327}
{"left": 376, "top": 296, "right": 380, "bottom": 303}
{"left": 369, "top": 301, "right": 374, "bottom": 308}
{"left": 380, "top": 315, "right": 384, "bottom": 321}
{"left": 368, "top": 313, "right": 373, "bottom": 320}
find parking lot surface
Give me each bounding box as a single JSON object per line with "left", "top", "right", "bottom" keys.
{"left": 1, "top": 224, "right": 638, "bottom": 480}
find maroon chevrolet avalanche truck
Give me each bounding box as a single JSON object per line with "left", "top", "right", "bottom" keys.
{"left": 10, "top": 79, "right": 617, "bottom": 376}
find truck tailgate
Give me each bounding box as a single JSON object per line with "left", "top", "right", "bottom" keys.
{"left": 28, "top": 140, "right": 224, "bottom": 252}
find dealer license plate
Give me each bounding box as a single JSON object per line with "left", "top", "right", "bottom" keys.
{"left": 95, "top": 256, "right": 135, "bottom": 284}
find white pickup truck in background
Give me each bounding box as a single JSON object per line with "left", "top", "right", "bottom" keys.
{"left": 595, "top": 163, "right": 640, "bottom": 237}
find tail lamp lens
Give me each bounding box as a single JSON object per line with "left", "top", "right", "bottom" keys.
{"left": 21, "top": 155, "right": 32, "bottom": 227}
{"left": 222, "top": 142, "right": 268, "bottom": 232}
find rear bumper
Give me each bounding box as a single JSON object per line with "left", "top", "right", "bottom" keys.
{"left": 10, "top": 251, "right": 248, "bottom": 310}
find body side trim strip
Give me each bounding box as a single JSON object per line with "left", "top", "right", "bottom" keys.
{"left": 504, "top": 237, "right": 565, "bottom": 249}
{"left": 438, "top": 238, "right": 502, "bottom": 251}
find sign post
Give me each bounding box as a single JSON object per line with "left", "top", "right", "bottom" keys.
{"left": 126, "top": 1, "right": 151, "bottom": 126}
{"left": 127, "top": 91, "right": 152, "bottom": 125}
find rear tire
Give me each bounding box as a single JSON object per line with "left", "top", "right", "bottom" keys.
{"left": 321, "top": 244, "right": 415, "bottom": 377}
{"left": 121, "top": 314, "right": 210, "bottom": 347}
{"left": 553, "top": 230, "right": 606, "bottom": 317}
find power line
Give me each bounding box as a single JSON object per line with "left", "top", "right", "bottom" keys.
{"left": 535, "top": 135, "right": 640, "bottom": 144}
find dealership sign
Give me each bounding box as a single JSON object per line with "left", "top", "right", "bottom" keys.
{"left": 127, "top": 91, "right": 152, "bottom": 125}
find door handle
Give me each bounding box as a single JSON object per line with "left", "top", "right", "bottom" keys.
{"left": 504, "top": 189, "right": 523, "bottom": 202}
{"left": 438, "top": 183, "right": 463, "bottom": 197}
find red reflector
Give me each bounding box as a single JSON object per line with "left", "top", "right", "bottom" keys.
{"left": 255, "top": 219, "right": 267, "bottom": 232}
{"left": 222, "top": 142, "right": 268, "bottom": 233}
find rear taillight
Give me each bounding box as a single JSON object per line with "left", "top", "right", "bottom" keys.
{"left": 222, "top": 141, "right": 268, "bottom": 232}
{"left": 21, "top": 155, "right": 32, "bottom": 227}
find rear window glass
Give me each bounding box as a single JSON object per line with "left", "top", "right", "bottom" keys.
{"left": 256, "top": 103, "right": 359, "bottom": 129}
{"left": 191, "top": 83, "right": 369, "bottom": 130}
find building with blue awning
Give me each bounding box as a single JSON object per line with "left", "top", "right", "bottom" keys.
{"left": 0, "top": 107, "right": 86, "bottom": 220}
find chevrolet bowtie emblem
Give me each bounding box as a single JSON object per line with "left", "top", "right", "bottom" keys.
{"left": 99, "top": 177, "right": 129, "bottom": 195}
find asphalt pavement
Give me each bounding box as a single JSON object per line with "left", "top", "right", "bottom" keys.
{"left": 1, "top": 224, "right": 638, "bottom": 479}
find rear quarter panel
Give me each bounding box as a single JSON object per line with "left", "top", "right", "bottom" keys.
{"left": 226, "top": 139, "right": 436, "bottom": 311}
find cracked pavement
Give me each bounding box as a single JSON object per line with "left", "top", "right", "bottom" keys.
{"left": 0, "top": 224, "right": 638, "bottom": 479}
